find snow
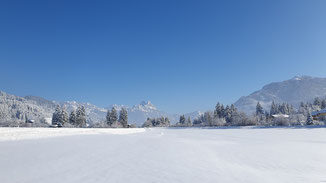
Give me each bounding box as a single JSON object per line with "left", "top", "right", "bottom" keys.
{"left": 0, "top": 128, "right": 145, "bottom": 141}
{"left": 272, "top": 114, "right": 289, "bottom": 118}
{"left": 1, "top": 127, "right": 326, "bottom": 183}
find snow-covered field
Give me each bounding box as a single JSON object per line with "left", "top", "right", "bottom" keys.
{"left": 1, "top": 127, "right": 326, "bottom": 183}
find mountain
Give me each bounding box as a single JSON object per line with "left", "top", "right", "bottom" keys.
{"left": 0, "top": 91, "right": 53, "bottom": 122}
{"left": 234, "top": 76, "right": 326, "bottom": 114}
{"left": 108, "top": 101, "right": 202, "bottom": 126}
{"left": 0, "top": 91, "right": 202, "bottom": 126}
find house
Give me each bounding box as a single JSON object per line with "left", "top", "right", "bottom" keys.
{"left": 271, "top": 114, "right": 289, "bottom": 119}
{"left": 26, "top": 119, "right": 35, "bottom": 123}
{"left": 311, "top": 109, "right": 326, "bottom": 120}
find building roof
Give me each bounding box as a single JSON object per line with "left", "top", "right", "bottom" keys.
{"left": 271, "top": 114, "right": 289, "bottom": 118}
{"left": 311, "top": 109, "right": 326, "bottom": 116}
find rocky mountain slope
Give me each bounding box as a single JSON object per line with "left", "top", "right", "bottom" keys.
{"left": 234, "top": 76, "right": 326, "bottom": 114}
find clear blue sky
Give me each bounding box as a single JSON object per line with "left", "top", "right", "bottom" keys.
{"left": 1, "top": 0, "right": 326, "bottom": 114}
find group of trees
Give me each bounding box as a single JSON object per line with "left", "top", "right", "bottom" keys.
{"left": 52, "top": 105, "right": 86, "bottom": 127}
{"left": 145, "top": 97, "right": 326, "bottom": 128}
{"left": 171, "top": 103, "right": 256, "bottom": 127}
{"left": 51, "top": 97, "right": 326, "bottom": 128}
{"left": 106, "top": 107, "right": 129, "bottom": 128}
{"left": 269, "top": 101, "right": 295, "bottom": 115}
{"left": 51, "top": 106, "right": 130, "bottom": 128}
{"left": 254, "top": 97, "right": 326, "bottom": 126}
{"left": 142, "top": 117, "right": 170, "bottom": 127}
{"left": 175, "top": 115, "right": 191, "bottom": 126}
{"left": 191, "top": 103, "right": 256, "bottom": 127}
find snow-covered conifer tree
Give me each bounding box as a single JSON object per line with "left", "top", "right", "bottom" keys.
{"left": 204, "top": 112, "right": 213, "bottom": 126}
{"left": 270, "top": 101, "right": 277, "bottom": 115}
{"left": 106, "top": 109, "right": 111, "bottom": 126}
{"left": 69, "top": 110, "right": 77, "bottom": 125}
{"left": 52, "top": 105, "right": 61, "bottom": 124}
{"left": 179, "top": 115, "right": 186, "bottom": 124}
{"left": 306, "top": 113, "right": 314, "bottom": 125}
{"left": 224, "top": 105, "right": 231, "bottom": 123}
{"left": 256, "top": 102, "right": 264, "bottom": 116}
{"left": 108, "top": 107, "right": 118, "bottom": 126}
{"left": 214, "top": 102, "right": 223, "bottom": 118}
{"left": 119, "top": 108, "right": 128, "bottom": 128}
{"left": 164, "top": 117, "right": 170, "bottom": 126}
{"left": 187, "top": 117, "right": 192, "bottom": 125}
{"left": 60, "top": 106, "right": 69, "bottom": 125}
{"left": 321, "top": 99, "right": 326, "bottom": 109}
{"left": 76, "top": 106, "right": 86, "bottom": 127}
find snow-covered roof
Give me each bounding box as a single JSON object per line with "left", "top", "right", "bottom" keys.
{"left": 311, "top": 109, "right": 326, "bottom": 116}
{"left": 271, "top": 114, "right": 289, "bottom": 118}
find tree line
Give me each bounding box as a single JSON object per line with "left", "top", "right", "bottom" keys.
{"left": 159, "top": 97, "right": 326, "bottom": 128}
{"left": 52, "top": 106, "right": 131, "bottom": 128}
{"left": 50, "top": 97, "right": 326, "bottom": 128}
{"left": 52, "top": 105, "right": 86, "bottom": 127}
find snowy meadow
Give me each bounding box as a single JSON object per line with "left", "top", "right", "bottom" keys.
{"left": 0, "top": 127, "right": 326, "bottom": 183}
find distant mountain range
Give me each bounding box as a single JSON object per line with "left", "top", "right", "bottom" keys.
{"left": 2, "top": 75, "right": 326, "bottom": 126}
{"left": 0, "top": 91, "right": 202, "bottom": 126}
{"left": 234, "top": 76, "right": 326, "bottom": 114}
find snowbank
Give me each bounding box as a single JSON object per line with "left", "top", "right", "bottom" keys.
{"left": 0, "top": 127, "right": 326, "bottom": 183}
{"left": 0, "top": 127, "right": 145, "bottom": 141}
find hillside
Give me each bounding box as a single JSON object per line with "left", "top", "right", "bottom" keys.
{"left": 234, "top": 76, "right": 326, "bottom": 113}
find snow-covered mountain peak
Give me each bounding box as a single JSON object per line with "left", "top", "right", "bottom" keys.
{"left": 140, "top": 100, "right": 152, "bottom": 106}
{"left": 290, "top": 75, "right": 313, "bottom": 81}
{"left": 108, "top": 104, "right": 126, "bottom": 111}
{"left": 134, "top": 101, "right": 157, "bottom": 112}
{"left": 235, "top": 75, "right": 326, "bottom": 113}
{"left": 292, "top": 76, "right": 302, "bottom": 81}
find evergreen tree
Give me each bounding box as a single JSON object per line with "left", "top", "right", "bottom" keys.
{"left": 214, "top": 102, "right": 223, "bottom": 118}
{"left": 110, "top": 107, "right": 118, "bottom": 123}
{"left": 187, "top": 116, "right": 192, "bottom": 125}
{"left": 142, "top": 118, "right": 153, "bottom": 127}
{"left": 179, "top": 115, "right": 186, "bottom": 124}
{"left": 60, "top": 107, "right": 69, "bottom": 125}
{"left": 106, "top": 107, "right": 118, "bottom": 126}
{"left": 265, "top": 111, "right": 270, "bottom": 122}
{"left": 164, "top": 117, "right": 170, "bottom": 127}
{"left": 289, "top": 104, "right": 294, "bottom": 114}
{"left": 278, "top": 103, "right": 287, "bottom": 114}
{"left": 270, "top": 101, "right": 277, "bottom": 115}
{"left": 220, "top": 104, "right": 225, "bottom": 118}
{"left": 321, "top": 99, "right": 326, "bottom": 109}
{"left": 204, "top": 112, "right": 213, "bottom": 126}
{"left": 306, "top": 113, "right": 314, "bottom": 125}
{"left": 159, "top": 117, "right": 165, "bottom": 126}
{"left": 224, "top": 105, "right": 231, "bottom": 123}
{"left": 256, "top": 102, "right": 264, "bottom": 116}
{"left": 69, "top": 110, "right": 77, "bottom": 125}
{"left": 230, "top": 104, "right": 237, "bottom": 115}
{"left": 76, "top": 106, "right": 86, "bottom": 127}
{"left": 300, "top": 102, "right": 305, "bottom": 108}
{"left": 52, "top": 105, "right": 61, "bottom": 124}
{"left": 119, "top": 107, "right": 128, "bottom": 128}
{"left": 106, "top": 109, "right": 111, "bottom": 126}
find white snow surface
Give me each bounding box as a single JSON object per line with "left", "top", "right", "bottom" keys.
{"left": 1, "top": 127, "right": 326, "bottom": 183}
{"left": 0, "top": 128, "right": 145, "bottom": 141}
